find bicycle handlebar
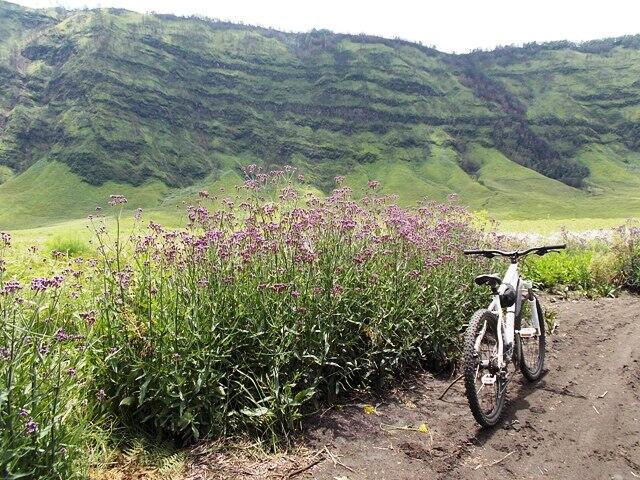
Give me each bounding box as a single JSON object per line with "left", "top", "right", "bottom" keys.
{"left": 463, "top": 244, "right": 566, "bottom": 260}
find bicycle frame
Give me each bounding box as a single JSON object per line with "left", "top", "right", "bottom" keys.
{"left": 477, "top": 262, "right": 541, "bottom": 369}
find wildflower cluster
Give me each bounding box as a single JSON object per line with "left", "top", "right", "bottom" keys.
{"left": 90, "top": 173, "right": 492, "bottom": 444}
{"left": 30, "top": 275, "right": 65, "bottom": 292}
{"left": 108, "top": 194, "right": 128, "bottom": 206}
{"left": 1, "top": 232, "right": 11, "bottom": 246}
{"left": 1, "top": 279, "right": 21, "bottom": 295}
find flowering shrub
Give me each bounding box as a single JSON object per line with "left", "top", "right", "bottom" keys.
{"left": 89, "top": 170, "right": 491, "bottom": 444}
{"left": 613, "top": 222, "right": 640, "bottom": 291}
{"left": 0, "top": 237, "right": 91, "bottom": 477}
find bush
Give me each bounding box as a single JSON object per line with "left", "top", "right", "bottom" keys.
{"left": 46, "top": 235, "right": 91, "bottom": 258}
{"left": 588, "top": 250, "right": 624, "bottom": 294}
{"left": 88, "top": 170, "right": 492, "bottom": 445}
{"left": 523, "top": 249, "right": 593, "bottom": 290}
{"left": 612, "top": 223, "right": 640, "bottom": 291}
{"left": 522, "top": 225, "right": 640, "bottom": 297}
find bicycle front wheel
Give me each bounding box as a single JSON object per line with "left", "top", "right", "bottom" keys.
{"left": 517, "top": 295, "right": 546, "bottom": 381}
{"left": 463, "top": 309, "right": 506, "bottom": 427}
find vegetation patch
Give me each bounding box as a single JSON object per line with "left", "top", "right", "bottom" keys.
{"left": 522, "top": 223, "right": 640, "bottom": 297}
{"left": 1, "top": 173, "right": 495, "bottom": 476}
{"left": 46, "top": 234, "right": 92, "bottom": 258}
{"left": 1, "top": 171, "right": 640, "bottom": 477}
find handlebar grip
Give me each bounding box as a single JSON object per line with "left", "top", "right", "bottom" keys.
{"left": 545, "top": 244, "right": 567, "bottom": 250}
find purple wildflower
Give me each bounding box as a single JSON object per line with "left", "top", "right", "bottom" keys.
{"left": 1, "top": 279, "right": 22, "bottom": 295}
{"left": 48, "top": 275, "right": 64, "bottom": 288}
{"left": 0, "top": 232, "right": 10, "bottom": 246}
{"left": 271, "top": 283, "right": 288, "bottom": 293}
{"left": 368, "top": 180, "right": 380, "bottom": 189}
{"left": 30, "top": 276, "right": 64, "bottom": 292}
{"left": 25, "top": 419, "right": 38, "bottom": 435}
{"left": 0, "top": 347, "right": 9, "bottom": 361}
{"left": 115, "top": 269, "right": 132, "bottom": 288}
{"left": 340, "top": 218, "right": 357, "bottom": 231}
{"left": 279, "top": 186, "right": 298, "bottom": 201}
{"left": 263, "top": 203, "right": 276, "bottom": 216}
{"left": 108, "top": 195, "right": 128, "bottom": 206}
{"left": 31, "top": 278, "right": 48, "bottom": 292}
{"left": 79, "top": 310, "right": 97, "bottom": 325}
{"left": 55, "top": 328, "right": 69, "bottom": 342}
{"left": 96, "top": 389, "right": 106, "bottom": 401}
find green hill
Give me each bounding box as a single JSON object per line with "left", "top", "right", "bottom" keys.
{"left": 1, "top": 0, "right": 640, "bottom": 229}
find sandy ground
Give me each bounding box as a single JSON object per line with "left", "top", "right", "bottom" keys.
{"left": 188, "top": 294, "right": 640, "bottom": 480}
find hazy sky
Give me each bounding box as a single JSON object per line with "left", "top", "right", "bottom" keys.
{"left": 11, "top": 0, "right": 640, "bottom": 53}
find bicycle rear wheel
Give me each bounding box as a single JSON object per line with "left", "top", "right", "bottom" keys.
{"left": 463, "top": 309, "right": 506, "bottom": 427}
{"left": 517, "top": 295, "right": 546, "bottom": 381}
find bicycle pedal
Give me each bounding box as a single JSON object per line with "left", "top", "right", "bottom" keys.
{"left": 518, "top": 328, "right": 538, "bottom": 338}
{"left": 481, "top": 374, "right": 497, "bottom": 385}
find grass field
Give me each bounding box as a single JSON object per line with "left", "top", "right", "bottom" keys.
{"left": 2, "top": 155, "right": 638, "bottom": 238}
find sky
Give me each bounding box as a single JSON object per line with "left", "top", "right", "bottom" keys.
{"left": 10, "top": 0, "right": 640, "bottom": 53}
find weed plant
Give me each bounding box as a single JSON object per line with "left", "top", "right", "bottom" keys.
{"left": 88, "top": 171, "right": 491, "bottom": 445}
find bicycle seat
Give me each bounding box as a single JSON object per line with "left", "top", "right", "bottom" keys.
{"left": 474, "top": 274, "right": 502, "bottom": 289}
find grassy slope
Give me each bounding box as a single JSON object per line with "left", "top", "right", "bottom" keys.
{"left": 472, "top": 43, "right": 640, "bottom": 215}
{"left": 0, "top": 161, "right": 168, "bottom": 228}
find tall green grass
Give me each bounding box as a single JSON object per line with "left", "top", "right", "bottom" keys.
{"left": 523, "top": 250, "right": 595, "bottom": 291}
{"left": 46, "top": 235, "right": 92, "bottom": 258}
{"left": 522, "top": 223, "right": 640, "bottom": 296}
{"left": 0, "top": 234, "right": 94, "bottom": 478}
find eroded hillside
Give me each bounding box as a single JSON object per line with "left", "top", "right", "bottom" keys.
{"left": 1, "top": 0, "right": 640, "bottom": 227}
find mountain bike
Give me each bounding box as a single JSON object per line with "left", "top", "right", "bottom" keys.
{"left": 461, "top": 244, "right": 566, "bottom": 427}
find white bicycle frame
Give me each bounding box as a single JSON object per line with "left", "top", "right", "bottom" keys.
{"left": 475, "top": 262, "right": 541, "bottom": 369}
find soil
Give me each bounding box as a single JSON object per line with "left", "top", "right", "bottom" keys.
{"left": 188, "top": 294, "right": 640, "bottom": 480}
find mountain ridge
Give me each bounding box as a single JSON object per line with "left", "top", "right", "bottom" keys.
{"left": 1, "top": 0, "right": 640, "bottom": 227}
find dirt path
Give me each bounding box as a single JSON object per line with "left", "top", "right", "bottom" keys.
{"left": 190, "top": 294, "right": 640, "bottom": 479}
